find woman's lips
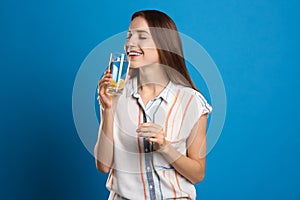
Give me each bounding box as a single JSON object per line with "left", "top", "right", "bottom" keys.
{"left": 127, "top": 50, "right": 143, "bottom": 57}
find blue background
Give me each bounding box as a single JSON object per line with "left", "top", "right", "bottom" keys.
{"left": 1, "top": 0, "right": 300, "bottom": 199}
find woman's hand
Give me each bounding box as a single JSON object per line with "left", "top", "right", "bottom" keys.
{"left": 136, "top": 122, "right": 170, "bottom": 150}
{"left": 97, "top": 70, "right": 113, "bottom": 110}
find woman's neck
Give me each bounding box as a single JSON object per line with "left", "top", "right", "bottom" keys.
{"left": 138, "top": 63, "right": 169, "bottom": 103}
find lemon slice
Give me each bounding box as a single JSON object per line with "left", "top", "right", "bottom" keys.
{"left": 117, "top": 79, "right": 125, "bottom": 89}
{"left": 109, "top": 80, "right": 117, "bottom": 89}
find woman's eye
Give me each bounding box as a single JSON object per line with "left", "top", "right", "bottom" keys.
{"left": 139, "top": 35, "right": 147, "bottom": 40}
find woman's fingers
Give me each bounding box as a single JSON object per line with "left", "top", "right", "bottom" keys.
{"left": 146, "top": 134, "right": 166, "bottom": 147}
{"left": 98, "top": 74, "right": 112, "bottom": 86}
{"left": 137, "top": 123, "right": 164, "bottom": 142}
{"left": 105, "top": 69, "right": 111, "bottom": 74}
{"left": 136, "top": 122, "right": 168, "bottom": 148}
{"left": 137, "top": 123, "right": 164, "bottom": 133}
{"left": 138, "top": 132, "right": 156, "bottom": 138}
{"left": 98, "top": 73, "right": 112, "bottom": 94}
{"left": 97, "top": 70, "right": 113, "bottom": 109}
{"left": 136, "top": 126, "right": 160, "bottom": 134}
{"left": 99, "top": 79, "right": 111, "bottom": 87}
{"left": 138, "top": 122, "right": 163, "bottom": 130}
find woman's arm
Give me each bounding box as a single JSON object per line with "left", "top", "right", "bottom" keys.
{"left": 94, "top": 108, "right": 114, "bottom": 173}
{"left": 158, "top": 114, "right": 207, "bottom": 184}
{"left": 138, "top": 114, "right": 208, "bottom": 184}
{"left": 94, "top": 70, "right": 115, "bottom": 173}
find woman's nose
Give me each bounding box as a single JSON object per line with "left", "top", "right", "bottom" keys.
{"left": 124, "top": 38, "right": 137, "bottom": 52}
{"left": 126, "top": 34, "right": 138, "bottom": 47}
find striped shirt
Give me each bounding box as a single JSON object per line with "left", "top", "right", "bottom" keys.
{"left": 106, "top": 77, "right": 212, "bottom": 200}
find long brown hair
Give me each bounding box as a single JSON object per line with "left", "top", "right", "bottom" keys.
{"left": 131, "top": 10, "right": 198, "bottom": 91}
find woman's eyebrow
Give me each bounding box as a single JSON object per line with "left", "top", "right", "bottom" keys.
{"left": 128, "top": 29, "right": 150, "bottom": 34}
{"left": 136, "top": 30, "right": 150, "bottom": 34}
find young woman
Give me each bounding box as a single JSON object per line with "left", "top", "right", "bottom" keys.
{"left": 95, "top": 10, "right": 212, "bottom": 200}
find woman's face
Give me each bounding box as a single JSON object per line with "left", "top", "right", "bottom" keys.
{"left": 124, "top": 17, "right": 159, "bottom": 68}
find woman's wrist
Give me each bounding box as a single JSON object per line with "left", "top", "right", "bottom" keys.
{"left": 157, "top": 144, "right": 182, "bottom": 164}
{"left": 101, "top": 108, "right": 114, "bottom": 118}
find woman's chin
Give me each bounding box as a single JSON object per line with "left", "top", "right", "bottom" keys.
{"left": 129, "top": 62, "right": 142, "bottom": 69}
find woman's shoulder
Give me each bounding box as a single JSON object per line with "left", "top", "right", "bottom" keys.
{"left": 172, "top": 82, "right": 205, "bottom": 98}
{"left": 173, "top": 83, "right": 213, "bottom": 115}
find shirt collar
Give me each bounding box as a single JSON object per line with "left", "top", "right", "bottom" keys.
{"left": 126, "top": 76, "right": 176, "bottom": 104}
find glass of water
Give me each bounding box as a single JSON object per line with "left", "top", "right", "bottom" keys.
{"left": 107, "top": 52, "right": 130, "bottom": 95}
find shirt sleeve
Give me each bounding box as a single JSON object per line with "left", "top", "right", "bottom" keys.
{"left": 194, "top": 91, "right": 213, "bottom": 115}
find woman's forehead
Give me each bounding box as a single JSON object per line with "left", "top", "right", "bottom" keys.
{"left": 129, "top": 17, "right": 149, "bottom": 29}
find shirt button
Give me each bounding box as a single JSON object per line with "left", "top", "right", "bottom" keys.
{"left": 147, "top": 166, "right": 150, "bottom": 172}
{"left": 150, "top": 185, "right": 153, "bottom": 190}
{"left": 145, "top": 148, "right": 149, "bottom": 152}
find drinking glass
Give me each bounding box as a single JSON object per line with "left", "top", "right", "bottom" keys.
{"left": 107, "top": 52, "right": 130, "bottom": 95}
